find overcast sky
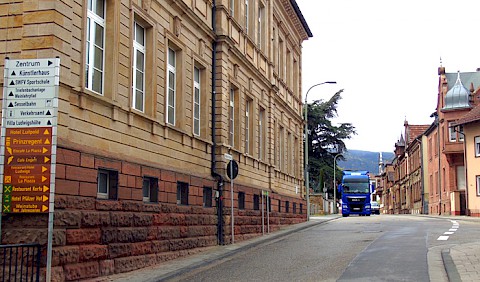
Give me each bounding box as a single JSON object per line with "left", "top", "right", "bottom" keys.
{"left": 296, "top": 0, "right": 480, "bottom": 153}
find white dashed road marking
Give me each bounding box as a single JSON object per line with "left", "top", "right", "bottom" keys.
{"left": 437, "top": 220, "right": 460, "bottom": 241}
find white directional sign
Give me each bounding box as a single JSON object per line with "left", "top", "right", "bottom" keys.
{"left": 2, "top": 58, "right": 60, "bottom": 282}
{"left": 3, "top": 58, "right": 60, "bottom": 128}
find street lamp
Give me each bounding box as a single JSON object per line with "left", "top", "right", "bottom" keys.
{"left": 304, "top": 81, "right": 336, "bottom": 220}
{"left": 333, "top": 153, "right": 342, "bottom": 214}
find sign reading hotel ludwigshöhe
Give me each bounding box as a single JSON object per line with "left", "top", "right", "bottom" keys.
{"left": 1, "top": 58, "right": 59, "bottom": 213}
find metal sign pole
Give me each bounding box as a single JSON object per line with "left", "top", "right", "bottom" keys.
{"left": 261, "top": 191, "right": 264, "bottom": 235}
{"left": 230, "top": 162, "right": 234, "bottom": 244}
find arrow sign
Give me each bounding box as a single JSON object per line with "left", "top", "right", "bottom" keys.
{"left": 11, "top": 71, "right": 16, "bottom": 76}
{"left": 9, "top": 80, "right": 14, "bottom": 85}
{"left": 8, "top": 102, "right": 13, "bottom": 107}
{"left": 9, "top": 91, "right": 13, "bottom": 96}
{"left": 42, "top": 205, "right": 48, "bottom": 212}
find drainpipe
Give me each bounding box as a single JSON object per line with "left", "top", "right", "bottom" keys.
{"left": 211, "top": 0, "right": 224, "bottom": 245}
{"left": 437, "top": 116, "right": 441, "bottom": 215}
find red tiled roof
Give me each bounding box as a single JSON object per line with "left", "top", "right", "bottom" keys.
{"left": 407, "top": 124, "right": 430, "bottom": 144}
{"left": 455, "top": 103, "right": 480, "bottom": 126}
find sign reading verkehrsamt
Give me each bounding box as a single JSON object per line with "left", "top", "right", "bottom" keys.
{"left": 1, "top": 58, "right": 59, "bottom": 213}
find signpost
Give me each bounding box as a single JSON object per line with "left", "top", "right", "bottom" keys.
{"left": 224, "top": 153, "right": 238, "bottom": 244}
{"left": 1, "top": 58, "right": 59, "bottom": 282}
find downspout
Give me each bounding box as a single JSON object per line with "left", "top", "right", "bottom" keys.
{"left": 211, "top": 0, "right": 225, "bottom": 245}
{"left": 438, "top": 118, "right": 441, "bottom": 215}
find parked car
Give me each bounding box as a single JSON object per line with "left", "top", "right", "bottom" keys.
{"left": 371, "top": 201, "right": 380, "bottom": 215}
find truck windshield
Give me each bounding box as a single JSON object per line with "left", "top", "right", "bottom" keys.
{"left": 342, "top": 182, "right": 370, "bottom": 194}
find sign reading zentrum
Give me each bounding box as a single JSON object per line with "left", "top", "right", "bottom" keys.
{"left": 1, "top": 58, "right": 59, "bottom": 213}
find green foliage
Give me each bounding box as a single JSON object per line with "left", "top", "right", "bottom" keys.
{"left": 306, "top": 89, "right": 356, "bottom": 197}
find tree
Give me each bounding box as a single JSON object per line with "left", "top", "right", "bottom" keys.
{"left": 306, "top": 89, "right": 356, "bottom": 197}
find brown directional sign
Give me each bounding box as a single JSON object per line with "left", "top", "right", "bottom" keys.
{"left": 2, "top": 127, "right": 52, "bottom": 213}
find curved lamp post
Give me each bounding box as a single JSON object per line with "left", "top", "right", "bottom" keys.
{"left": 304, "top": 81, "right": 336, "bottom": 220}
{"left": 333, "top": 153, "right": 342, "bottom": 214}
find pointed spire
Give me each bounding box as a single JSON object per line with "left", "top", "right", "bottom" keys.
{"left": 456, "top": 70, "right": 462, "bottom": 84}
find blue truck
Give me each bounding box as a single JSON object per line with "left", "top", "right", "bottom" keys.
{"left": 339, "top": 170, "right": 372, "bottom": 217}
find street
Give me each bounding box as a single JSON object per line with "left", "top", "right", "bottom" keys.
{"left": 165, "top": 215, "right": 480, "bottom": 282}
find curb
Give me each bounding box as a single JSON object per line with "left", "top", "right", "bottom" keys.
{"left": 441, "top": 249, "right": 462, "bottom": 282}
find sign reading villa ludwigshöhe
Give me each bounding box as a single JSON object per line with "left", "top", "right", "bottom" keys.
{"left": 1, "top": 58, "right": 59, "bottom": 213}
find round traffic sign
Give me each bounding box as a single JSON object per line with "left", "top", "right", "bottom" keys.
{"left": 227, "top": 160, "right": 239, "bottom": 180}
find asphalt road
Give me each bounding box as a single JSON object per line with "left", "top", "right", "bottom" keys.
{"left": 169, "top": 215, "right": 460, "bottom": 282}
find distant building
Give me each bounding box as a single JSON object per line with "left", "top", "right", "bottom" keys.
{"left": 453, "top": 94, "right": 480, "bottom": 216}
{"left": 427, "top": 68, "right": 480, "bottom": 215}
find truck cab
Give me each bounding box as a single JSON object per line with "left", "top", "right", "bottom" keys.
{"left": 339, "top": 170, "right": 371, "bottom": 217}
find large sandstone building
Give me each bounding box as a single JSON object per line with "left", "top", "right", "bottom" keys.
{"left": 0, "top": 0, "right": 311, "bottom": 280}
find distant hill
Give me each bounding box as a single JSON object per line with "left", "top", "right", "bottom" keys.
{"left": 337, "top": 150, "right": 394, "bottom": 175}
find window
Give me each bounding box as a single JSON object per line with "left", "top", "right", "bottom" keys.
{"left": 267, "top": 196, "right": 271, "bottom": 212}
{"left": 167, "top": 48, "right": 176, "bottom": 125}
{"left": 258, "top": 108, "right": 265, "bottom": 160}
{"left": 142, "top": 176, "right": 158, "bottom": 202}
{"left": 133, "top": 22, "right": 145, "bottom": 112}
{"left": 244, "top": 0, "right": 249, "bottom": 33}
{"left": 97, "top": 169, "right": 118, "bottom": 199}
{"left": 287, "top": 132, "right": 292, "bottom": 173}
{"left": 458, "top": 125, "right": 464, "bottom": 141}
{"left": 285, "top": 201, "right": 290, "bottom": 213}
{"left": 477, "top": 175, "right": 480, "bottom": 196}
{"left": 293, "top": 58, "right": 298, "bottom": 97}
{"left": 428, "top": 137, "right": 432, "bottom": 160}
{"left": 476, "top": 136, "right": 480, "bottom": 157}
{"left": 273, "top": 120, "right": 276, "bottom": 165}
{"left": 294, "top": 137, "right": 298, "bottom": 176}
{"left": 300, "top": 203, "right": 303, "bottom": 214}
{"left": 253, "top": 194, "right": 260, "bottom": 210}
{"left": 86, "top": 0, "right": 105, "bottom": 94}
{"left": 286, "top": 49, "right": 291, "bottom": 87}
{"left": 203, "top": 187, "right": 212, "bottom": 207}
{"left": 193, "top": 67, "right": 201, "bottom": 136}
{"left": 238, "top": 192, "right": 245, "bottom": 210}
{"left": 279, "top": 127, "right": 284, "bottom": 170}
{"left": 293, "top": 203, "right": 297, "bottom": 214}
{"left": 278, "top": 38, "right": 284, "bottom": 79}
{"left": 457, "top": 166, "right": 466, "bottom": 190}
{"left": 230, "top": 0, "right": 235, "bottom": 17}
{"left": 448, "top": 122, "right": 456, "bottom": 142}
{"left": 177, "top": 182, "right": 189, "bottom": 205}
{"left": 257, "top": 2, "right": 265, "bottom": 50}
{"left": 229, "top": 87, "right": 235, "bottom": 147}
{"left": 245, "top": 99, "right": 253, "bottom": 154}
{"left": 277, "top": 199, "right": 281, "bottom": 212}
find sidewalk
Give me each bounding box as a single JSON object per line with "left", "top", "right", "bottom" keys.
{"left": 92, "top": 215, "right": 339, "bottom": 282}
{"left": 89, "top": 214, "right": 480, "bottom": 282}
{"left": 428, "top": 215, "right": 480, "bottom": 282}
